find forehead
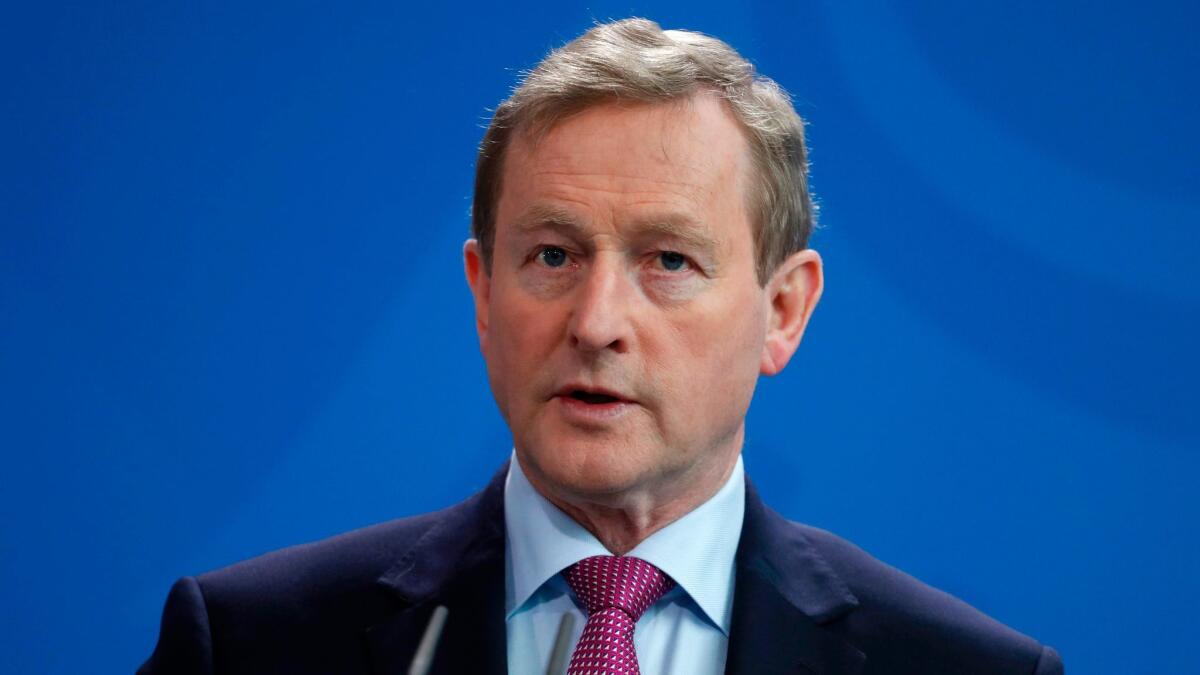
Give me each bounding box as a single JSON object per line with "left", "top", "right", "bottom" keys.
{"left": 496, "top": 93, "right": 753, "bottom": 235}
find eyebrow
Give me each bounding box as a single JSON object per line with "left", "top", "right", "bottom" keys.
{"left": 511, "top": 203, "right": 586, "bottom": 236}
{"left": 510, "top": 202, "right": 720, "bottom": 256}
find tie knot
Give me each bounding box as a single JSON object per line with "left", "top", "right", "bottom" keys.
{"left": 564, "top": 555, "right": 675, "bottom": 621}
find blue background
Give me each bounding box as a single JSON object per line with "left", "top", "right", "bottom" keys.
{"left": 3, "top": 1, "right": 1197, "bottom": 672}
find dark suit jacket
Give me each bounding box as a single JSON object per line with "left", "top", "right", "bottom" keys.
{"left": 140, "top": 465, "right": 1063, "bottom": 674}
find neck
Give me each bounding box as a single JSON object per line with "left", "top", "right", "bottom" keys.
{"left": 525, "top": 448, "right": 741, "bottom": 555}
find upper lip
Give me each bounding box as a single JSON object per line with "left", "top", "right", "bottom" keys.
{"left": 553, "top": 382, "right": 634, "bottom": 403}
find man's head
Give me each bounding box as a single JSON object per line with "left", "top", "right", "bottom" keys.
{"left": 473, "top": 18, "right": 816, "bottom": 285}
{"left": 464, "top": 19, "right": 822, "bottom": 530}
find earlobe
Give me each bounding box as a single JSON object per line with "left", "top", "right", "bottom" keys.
{"left": 760, "top": 341, "right": 786, "bottom": 376}
{"left": 463, "top": 239, "right": 491, "bottom": 351}
{"left": 760, "top": 249, "right": 823, "bottom": 376}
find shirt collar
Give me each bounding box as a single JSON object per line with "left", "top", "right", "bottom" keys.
{"left": 504, "top": 451, "right": 745, "bottom": 635}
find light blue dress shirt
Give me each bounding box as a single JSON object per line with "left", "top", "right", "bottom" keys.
{"left": 504, "top": 453, "right": 745, "bottom": 675}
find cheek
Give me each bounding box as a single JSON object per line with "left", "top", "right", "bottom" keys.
{"left": 668, "top": 292, "right": 766, "bottom": 412}
{"left": 640, "top": 271, "right": 710, "bottom": 305}
{"left": 485, "top": 284, "right": 563, "bottom": 394}
{"left": 687, "top": 283, "right": 766, "bottom": 358}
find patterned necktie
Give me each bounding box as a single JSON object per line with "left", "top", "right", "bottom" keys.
{"left": 563, "top": 555, "right": 676, "bottom": 675}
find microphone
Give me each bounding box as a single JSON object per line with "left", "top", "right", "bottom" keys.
{"left": 544, "top": 612, "right": 576, "bottom": 675}
{"left": 407, "top": 605, "right": 449, "bottom": 675}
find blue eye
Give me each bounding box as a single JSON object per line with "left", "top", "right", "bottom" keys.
{"left": 659, "top": 251, "right": 687, "bottom": 271}
{"left": 540, "top": 247, "right": 568, "bottom": 268}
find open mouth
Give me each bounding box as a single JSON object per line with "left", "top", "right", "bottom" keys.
{"left": 568, "top": 390, "right": 622, "bottom": 405}
{"left": 554, "top": 384, "right": 633, "bottom": 420}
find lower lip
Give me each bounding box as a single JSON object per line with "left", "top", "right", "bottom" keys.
{"left": 553, "top": 395, "right": 635, "bottom": 422}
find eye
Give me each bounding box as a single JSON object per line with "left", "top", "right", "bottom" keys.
{"left": 658, "top": 251, "right": 689, "bottom": 272}
{"left": 538, "top": 246, "right": 568, "bottom": 268}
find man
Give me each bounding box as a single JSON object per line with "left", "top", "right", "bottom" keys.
{"left": 141, "top": 18, "right": 1063, "bottom": 675}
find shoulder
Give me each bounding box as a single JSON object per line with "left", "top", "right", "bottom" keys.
{"left": 192, "top": 507, "right": 448, "bottom": 633}
{"left": 140, "top": 510, "right": 450, "bottom": 674}
{"left": 199, "top": 508, "right": 438, "bottom": 599}
{"left": 141, "top": 467, "right": 509, "bottom": 674}
{"left": 194, "top": 464, "right": 507, "bottom": 619}
{"left": 141, "top": 513, "right": 445, "bottom": 674}
{"left": 789, "top": 521, "right": 1060, "bottom": 674}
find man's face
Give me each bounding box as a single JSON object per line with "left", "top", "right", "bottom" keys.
{"left": 466, "top": 93, "right": 790, "bottom": 506}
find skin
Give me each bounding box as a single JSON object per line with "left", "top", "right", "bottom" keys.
{"left": 465, "top": 91, "right": 823, "bottom": 554}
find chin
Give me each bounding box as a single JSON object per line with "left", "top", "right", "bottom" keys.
{"left": 518, "top": 432, "right": 658, "bottom": 500}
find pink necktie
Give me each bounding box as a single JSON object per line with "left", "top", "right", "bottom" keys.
{"left": 563, "top": 555, "right": 676, "bottom": 675}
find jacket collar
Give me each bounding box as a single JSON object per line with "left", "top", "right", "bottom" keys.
{"left": 365, "top": 463, "right": 509, "bottom": 675}
{"left": 362, "top": 464, "right": 865, "bottom": 675}
{"left": 725, "top": 479, "right": 865, "bottom": 675}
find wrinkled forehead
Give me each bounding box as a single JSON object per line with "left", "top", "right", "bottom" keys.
{"left": 498, "top": 93, "right": 755, "bottom": 226}
{"left": 517, "top": 94, "right": 748, "bottom": 170}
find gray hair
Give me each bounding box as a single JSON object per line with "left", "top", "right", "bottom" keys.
{"left": 471, "top": 18, "right": 815, "bottom": 284}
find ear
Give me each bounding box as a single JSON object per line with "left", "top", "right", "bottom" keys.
{"left": 463, "top": 239, "right": 491, "bottom": 352}
{"left": 760, "top": 248, "right": 823, "bottom": 376}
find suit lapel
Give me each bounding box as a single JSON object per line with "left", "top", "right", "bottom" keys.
{"left": 360, "top": 466, "right": 866, "bottom": 675}
{"left": 725, "top": 481, "right": 866, "bottom": 675}
{"left": 364, "top": 465, "right": 509, "bottom": 675}
{"left": 363, "top": 556, "right": 507, "bottom": 675}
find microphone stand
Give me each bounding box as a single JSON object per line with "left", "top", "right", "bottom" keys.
{"left": 406, "top": 605, "right": 449, "bottom": 675}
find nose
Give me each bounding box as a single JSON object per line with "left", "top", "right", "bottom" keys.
{"left": 567, "top": 257, "right": 634, "bottom": 354}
